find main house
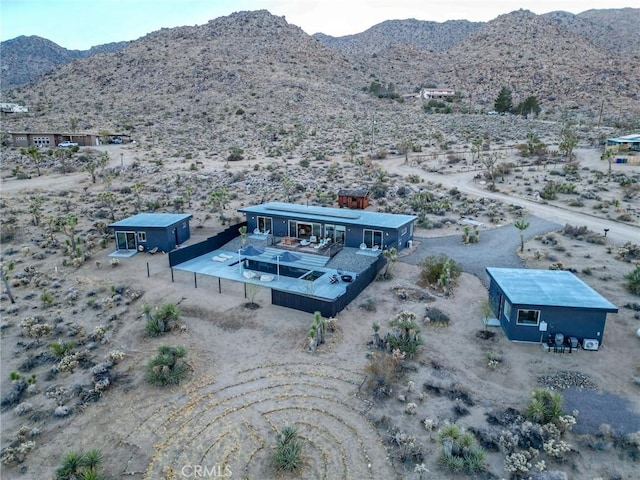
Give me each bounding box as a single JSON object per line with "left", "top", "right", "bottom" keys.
{"left": 486, "top": 268, "right": 618, "bottom": 349}
{"left": 238, "top": 202, "right": 416, "bottom": 251}
{"left": 109, "top": 213, "right": 192, "bottom": 253}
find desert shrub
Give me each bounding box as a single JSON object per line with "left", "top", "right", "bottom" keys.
{"left": 419, "top": 254, "right": 462, "bottom": 289}
{"left": 437, "top": 423, "right": 486, "bottom": 474}
{"left": 407, "top": 174, "right": 421, "bottom": 183}
{"left": 540, "top": 182, "right": 558, "bottom": 200}
{"left": 387, "top": 311, "right": 423, "bottom": 356}
{"left": 424, "top": 307, "right": 450, "bottom": 326}
{"left": 273, "top": 425, "right": 302, "bottom": 472}
{"left": 364, "top": 350, "right": 404, "bottom": 397}
{"left": 625, "top": 266, "right": 640, "bottom": 296}
{"left": 526, "top": 388, "right": 564, "bottom": 425}
{"left": 145, "top": 345, "right": 190, "bottom": 387}
{"left": 54, "top": 449, "right": 105, "bottom": 480}
{"left": 359, "top": 298, "right": 377, "bottom": 312}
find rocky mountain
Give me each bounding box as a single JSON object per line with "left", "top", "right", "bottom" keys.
{"left": 0, "top": 35, "right": 129, "bottom": 88}
{"left": 313, "top": 18, "right": 483, "bottom": 55}
{"left": 362, "top": 10, "right": 639, "bottom": 115}
{"left": 1, "top": 8, "right": 638, "bottom": 156}
{"left": 544, "top": 8, "right": 640, "bottom": 53}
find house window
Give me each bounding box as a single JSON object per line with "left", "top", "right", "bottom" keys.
{"left": 516, "top": 309, "right": 540, "bottom": 326}
{"left": 137, "top": 231, "right": 147, "bottom": 242}
{"left": 257, "top": 216, "right": 272, "bottom": 233}
{"left": 504, "top": 300, "right": 511, "bottom": 321}
{"left": 363, "top": 229, "right": 383, "bottom": 248}
{"left": 400, "top": 227, "right": 407, "bottom": 236}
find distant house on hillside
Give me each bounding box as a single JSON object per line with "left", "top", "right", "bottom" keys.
{"left": 9, "top": 132, "right": 99, "bottom": 148}
{"left": 337, "top": 188, "right": 370, "bottom": 209}
{"left": 604, "top": 134, "right": 640, "bottom": 165}
{"left": 420, "top": 88, "right": 455, "bottom": 100}
{"left": 486, "top": 268, "right": 618, "bottom": 350}
{"left": 0, "top": 103, "right": 28, "bottom": 113}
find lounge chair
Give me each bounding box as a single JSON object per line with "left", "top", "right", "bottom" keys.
{"left": 253, "top": 228, "right": 261, "bottom": 234}
{"left": 309, "top": 235, "right": 317, "bottom": 243}
{"left": 371, "top": 245, "right": 380, "bottom": 252}
{"left": 260, "top": 274, "right": 274, "bottom": 282}
{"left": 243, "top": 271, "right": 257, "bottom": 279}
{"left": 212, "top": 255, "right": 226, "bottom": 262}
{"left": 359, "top": 243, "right": 367, "bottom": 250}
{"left": 300, "top": 239, "right": 310, "bottom": 246}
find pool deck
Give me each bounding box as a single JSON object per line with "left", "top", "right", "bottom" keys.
{"left": 171, "top": 247, "right": 358, "bottom": 301}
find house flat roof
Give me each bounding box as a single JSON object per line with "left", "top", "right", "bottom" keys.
{"left": 109, "top": 213, "right": 192, "bottom": 229}
{"left": 486, "top": 267, "right": 618, "bottom": 312}
{"left": 607, "top": 134, "right": 640, "bottom": 144}
{"left": 239, "top": 202, "right": 416, "bottom": 229}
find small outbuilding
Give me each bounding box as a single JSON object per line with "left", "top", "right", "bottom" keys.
{"left": 486, "top": 267, "right": 618, "bottom": 348}
{"left": 337, "top": 188, "right": 370, "bottom": 209}
{"left": 108, "top": 213, "right": 192, "bottom": 253}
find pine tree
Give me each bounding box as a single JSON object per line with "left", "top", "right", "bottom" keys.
{"left": 494, "top": 86, "right": 513, "bottom": 114}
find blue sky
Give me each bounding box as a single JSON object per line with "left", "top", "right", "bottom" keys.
{"left": 0, "top": 0, "right": 634, "bottom": 50}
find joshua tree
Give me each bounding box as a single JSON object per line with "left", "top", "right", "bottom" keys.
{"left": 1, "top": 261, "right": 16, "bottom": 304}
{"left": 20, "top": 145, "right": 43, "bottom": 176}
{"left": 601, "top": 148, "right": 614, "bottom": 179}
{"left": 29, "top": 195, "right": 44, "bottom": 226}
{"left": 398, "top": 139, "right": 413, "bottom": 164}
{"left": 558, "top": 123, "right": 578, "bottom": 161}
{"left": 238, "top": 225, "right": 248, "bottom": 246}
{"left": 513, "top": 219, "right": 530, "bottom": 252}
{"left": 382, "top": 247, "right": 398, "bottom": 279}
{"left": 59, "top": 214, "right": 80, "bottom": 255}
{"left": 208, "top": 187, "right": 230, "bottom": 224}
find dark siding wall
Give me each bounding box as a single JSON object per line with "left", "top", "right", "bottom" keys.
{"left": 507, "top": 303, "right": 608, "bottom": 344}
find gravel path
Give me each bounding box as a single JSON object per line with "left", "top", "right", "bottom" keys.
{"left": 401, "top": 214, "right": 562, "bottom": 284}
{"left": 562, "top": 388, "right": 640, "bottom": 436}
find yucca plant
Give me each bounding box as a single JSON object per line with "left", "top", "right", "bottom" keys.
{"left": 55, "top": 448, "right": 107, "bottom": 480}
{"left": 273, "top": 424, "right": 302, "bottom": 472}
{"left": 625, "top": 266, "right": 640, "bottom": 295}
{"left": 526, "top": 388, "right": 564, "bottom": 424}
{"left": 145, "top": 345, "right": 190, "bottom": 386}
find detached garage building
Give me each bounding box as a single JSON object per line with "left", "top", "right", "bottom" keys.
{"left": 486, "top": 268, "right": 618, "bottom": 348}
{"left": 108, "top": 213, "right": 192, "bottom": 253}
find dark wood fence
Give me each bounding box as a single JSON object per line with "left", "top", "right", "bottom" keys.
{"left": 271, "top": 255, "right": 386, "bottom": 317}
{"left": 168, "top": 222, "right": 246, "bottom": 267}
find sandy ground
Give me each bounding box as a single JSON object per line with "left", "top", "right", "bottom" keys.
{"left": 1, "top": 145, "right": 639, "bottom": 479}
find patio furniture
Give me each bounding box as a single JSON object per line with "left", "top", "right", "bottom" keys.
{"left": 359, "top": 243, "right": 367, "bottom": 250}
{"left": 243, "top": 271, "right": 257, "bottom": 279}
{"left": 310, "top": 235, "right": 318, "bottom": 243}
{"left": 341, "top": 274, "right": 353, "bottom": 283}
{"left": 212, "top": 255, "right": 226, "bottom": 262}
{"left": 260, "top": 274, "right": 274, "bottom": 282}
{"left": 282, "top": 236, "right": 298, "bottom": 246}
{"left": 299, "top": 239, "right": 310, "bottom": 246}
{"left": 371, "top": 245, "right": 380, "bottom": 252}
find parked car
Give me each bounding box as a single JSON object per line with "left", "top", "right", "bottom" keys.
{"left": 111, "top": 137, "right": 123, "bottom": 144}
{"left": 58, "top": 141, "right": 79, "bottom": 147}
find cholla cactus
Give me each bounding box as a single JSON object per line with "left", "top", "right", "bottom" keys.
{"left": 91, "top": 325, "right": 106, "bottom": 341}
{"left": 543, "top": 439, "right": 571, "bottom": 458}
{"left": 423, "top": 418, "right": 438, "bottom": 431}
{"left": 504, "top": 451, "right": 533, "bottom": 474}
{"left": 405, "top": 402, "right": 417, "bottom": 415}
{"left": 106, "top": 349, "right": 125, "bottom": 363}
